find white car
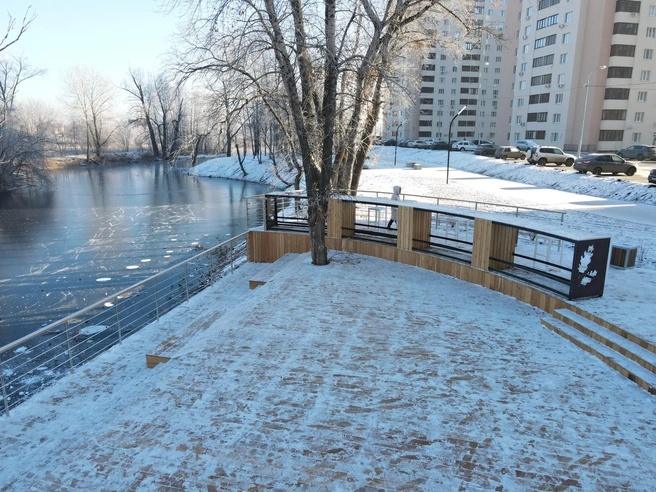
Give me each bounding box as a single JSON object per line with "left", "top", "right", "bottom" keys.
{"left": 452, "top": 140, "right": 477, "bottom": 151}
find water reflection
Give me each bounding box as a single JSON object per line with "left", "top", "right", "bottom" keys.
{"left": 0, "top": 161, "right": 271, "bottom": 346}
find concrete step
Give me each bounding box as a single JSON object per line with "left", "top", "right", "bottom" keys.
{"left": 554, "top": 308, "right": 656, "bottom": 376}
{"left": 541, "top": 316, "right": 656, "bottom": 396}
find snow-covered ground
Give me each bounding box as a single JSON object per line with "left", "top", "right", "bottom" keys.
{"left": 187, "top": 147, "right": 656, "bottom": 343}
{"left": 1, "top": 148, "right": 655, "bottom": 490}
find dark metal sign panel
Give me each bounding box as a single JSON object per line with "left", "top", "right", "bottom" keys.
{"left": 569, "top": 238, "right": 611, "bottom": 300}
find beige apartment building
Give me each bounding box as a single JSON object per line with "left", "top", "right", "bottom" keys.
{"left": 386, "top": 0, "right": 656, "bottom": 152}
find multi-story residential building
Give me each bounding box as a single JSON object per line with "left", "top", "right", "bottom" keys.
{"left": 504, "top": 0, "right": 656, "bottom": 152}
{"left": 387, "top": 0, "right": 656, "bottom": 153}
{"left": 383, "top": 0, "right": 510, "bottom": 143}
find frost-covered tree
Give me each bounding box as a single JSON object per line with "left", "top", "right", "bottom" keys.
{"left": 172, "top": 0, "right": 481, "bottom": 265}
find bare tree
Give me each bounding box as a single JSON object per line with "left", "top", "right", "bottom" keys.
{"left": 123, "top": 67, "right": 161, "bottom": 158}
{"left": 63, "top": 65, "right": 118, "bottom": 162}
{"left": 0, "top": 7, "right": 50, "bottom": 191}
{"left": 173, "top": 0, "right": 478, "bottom": 265}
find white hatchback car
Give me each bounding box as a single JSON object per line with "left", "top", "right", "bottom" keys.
{"left": 451, "top": 140, "right": 477, "bottom": 151}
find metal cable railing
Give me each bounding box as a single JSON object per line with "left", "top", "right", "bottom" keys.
{"left": 0, "top": 233, "right": 248, "bottom": 416}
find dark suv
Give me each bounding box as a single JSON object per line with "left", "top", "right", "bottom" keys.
{"left": 616, "top": 145, "right": 656, "bottom": 161}
{"left": 526, "top": 146, "right": 576, "bottom": 166}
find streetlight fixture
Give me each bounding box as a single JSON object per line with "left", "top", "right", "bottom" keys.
{"left": 393, "top": 118, "right": 407, "bottom": 167}
{"left": 446, "top": 106, "right": 467, "bottom": 184}
{"left": 578, "top": 65, "right": 607, "bottom": 157}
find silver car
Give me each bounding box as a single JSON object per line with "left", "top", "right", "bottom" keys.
{"left": 573, "top": 154, "right": 636, "bottom": 176}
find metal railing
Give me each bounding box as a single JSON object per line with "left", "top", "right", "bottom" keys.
{"left": 0, "top": 233, "right": 249, "bottom": 417}
{"left": 341, "top": 189, "right": 566, "bottom": 222}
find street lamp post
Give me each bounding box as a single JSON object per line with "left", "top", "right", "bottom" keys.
{"left": 578, "top": 65, "right": 607, "bottom": 157}
{"left": 393, "top": 118, "right": 407, "bottom": 167}
{"left": 446, "top": 106, "right": 467, "bottom": 184}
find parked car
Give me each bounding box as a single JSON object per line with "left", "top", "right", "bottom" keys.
{"left": 495, "top": 146, "right": 526, "bottom": 160}
{"left": 430, "top": 140, "right": 450, "bottom": 150}
{"left": 471, "top": 139, "right": 494, "bottom": 146}
{"left": 412, "top": 140, "right": 431, "bottom": 149}
{"left": 474, "top": 143, "right": 500, "bottom": 156}
{"left": 452, "top": 140, "right": 477, "bottom": 151}
{"left": 382, "top": 138, "right": 397, "bottom": 146}
{"left": 526, "top": 146, "right": 576, "bottom": 166}
{"left": 573, "top": 154, "right": 637, "bottom": 176}
{"left": 649, "top": 169, "right": 656, "bottom": 185}
{"left": 515, "top": 139, "right": 539, "bottom": 151}
{"left": 616, "top": 145, "right": 656, "bottom": 161}
{"left": 398, "top": 139, "right": 411, "bottom": 147}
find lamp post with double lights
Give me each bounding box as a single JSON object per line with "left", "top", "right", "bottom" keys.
{"left": 578, "top": 65, "right": 607, "bottom": 157}
{"left": 393, "top": 118, "right": 407, "bottom": 167}
{"left": 446, "top": 105, "right": 467, "bottom": 184}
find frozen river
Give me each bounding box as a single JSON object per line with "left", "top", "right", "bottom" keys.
{"left": 0, "top": 161, "right": 271, "bottom": 346}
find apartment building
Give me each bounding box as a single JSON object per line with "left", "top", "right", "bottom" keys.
{"left": 382, "top": 0, "right": 511, "bottom": 143}
{"left": 506, "top": 0, "right": 656, "bottom": 152}
{"left": 386, "top": 0, "right": 656, "bottom": 152}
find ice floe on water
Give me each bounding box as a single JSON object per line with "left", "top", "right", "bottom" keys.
{"left": 126, "top": 265, "right": 139, "bottom": 270}
{"left": 79, "top": 325, "right": 107, "bottom": 336}
{"left": 96, "top": 278, "right": 111, "bottom": 282}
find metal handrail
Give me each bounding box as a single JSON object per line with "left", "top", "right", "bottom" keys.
{"left": 338, "top": 189, "right": 566, "bottom": 222}
{"left": 0, "top": 232, "right": 248, "bottom": 416}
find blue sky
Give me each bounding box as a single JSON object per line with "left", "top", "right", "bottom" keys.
{"left": 3, "top": 0, "right": 180, "bottom": 107}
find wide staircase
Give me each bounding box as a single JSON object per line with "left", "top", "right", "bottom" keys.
{"left": 541, "top": 308, "right": 656, "bottom": 395}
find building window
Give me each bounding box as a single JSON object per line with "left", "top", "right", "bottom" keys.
{"left": 536, "top": 14, "right": 558, "bottom": 30}
{"left": 605, "top": 87, "right": 631, "bottom": 99}
{"left": 533, "top": 54, "right": 554, "bottom": 67}
{"left": 551, "top": 132, "right": 559, "bottom": 142}
{"left": 535, "top": 34, "right": 557, "bottom": 49}
{"left": 420, "top": 98, "right": 433, "bottom": 105}
{"left": 601, "top": 109, "right": 627, "bottom": 120}
{"left": 527, "top": 112, "right": 548, "bottom": 122}
{"left": 613, "top": 23, "right": 639, "bottom": 35}
{"left": 610, "top": 44, "right": 636, "bottom": 57}
{"left": 615, "top": 1, "right": 641, "bottom": 13}
{"left": 651, "top": 5, "right": 656, "bottom": 15}
{"left": 419, "top": 120, "right": 433, "bottom": 126}
{"left": 422, "top": 75, "right": 435, "bottom": 82}
{"left": 529, "top": 93, "right": 550, "bottom": 104}
{"left": 599, "top": 130, "right": 624, "bottom": 141}
{"left": 553, "top": 113, "right": 561, "bottom": 123}
{"left": 523, "top": 44, "right": 530, "bottom": 54}
{"left": 641, "top": 70, "right": 651, "bottom": 81}
{"left": 422, "top": 64, "right": 436, "bottom": 71}
{"left": 438, "top": 89, "right": 445, "bottom": 94}
{"left": 565, "top": 12, "right": 573, "bottom": 22}
{"left": 647, "top": 27, "right": 656, "bottom": 38}
{"left": 607, "top": 66, "right": 633, "bottom": 78}
{"left": 633, "top": 133, "right": 642, "bottom": 142}
{"left": 421, "top": 87, "right": 435, "bottom": 93}
{"left": 530, "top": 74, "right": 552, "bottom": 86}
{"left": 519, "top": 80, "right": 526, "bottom": 90}
{"left": 516, "top": 116, "right": 523, "bottom": 124}
{"left": 538, "top": 0, "right": 560, "bottom": 10}
{"left": 517, "top": 98, "right": 525, "bottom": 107}
{"left": 560, "top": 53, "right": 568, "bottom": 63}
{"left": 420, "top": 109, "right": 433, "bottom": 115}
{"left": 635, "top": 112, "right": 645, "bottom": 122}
{"left": 638, "top": 91, "right": 648, "bottom": 101}
{"left": 555, "top": 93, "right": 564, "bottom": 104}
{"left": 645, "top": 49, "right": 654, "bottom": 59}
{"left": 557, "top": 74, "right": 565, "bottom": 85}
{"left": 418, "top": 131, "right": 432, "bottom": 138}
{"left": 562, "top": 33, "right": 570, "bottom": 44}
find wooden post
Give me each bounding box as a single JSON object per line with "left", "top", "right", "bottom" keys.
{"left": 328, "top": 198, "right": 355, "bottom": 239}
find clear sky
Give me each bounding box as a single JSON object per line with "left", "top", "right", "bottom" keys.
{"left": 3, "top": 0, "right": 181, "bottom": 108}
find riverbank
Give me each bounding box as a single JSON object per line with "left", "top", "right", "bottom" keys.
{"left": 45, "top": 151, "right": 156, "bottom": 169}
